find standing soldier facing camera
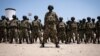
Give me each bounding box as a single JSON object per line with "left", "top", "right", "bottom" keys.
{"left": 0, "top": 16, "right": 7, "bottom": 42}
{"left": 70, "top": 17, "right": 79, "bottom": 44}
{"left": 65, "top": 21, "right": 71, "bottom": 43}
{"left": 31, "top": 15, "right": 42, "bottom": 43}
{"left": 41, "top": 5, "right": 60, "bottom": 48}
{"left": 95, "top": 16, "right": 100, "bottom": 44}
{"left": 85, "top": 17, "right": 93, "bottom": 43}
{"left": 19, "top": 16, "right": 31, "bottom": 44}
{"left": 9, "top": 15, "right": 19, "bottom": 43}
{"left": 91, "top": 18, "right": 96, "bottom": 43}
{"left": 57, "top": 17, "right": 66, "bottom": 43}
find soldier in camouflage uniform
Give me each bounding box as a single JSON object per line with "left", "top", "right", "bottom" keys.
{"left": 38, "top": 19, "right": 43, "bottom": 41}
{"left": 78, "top": 20, "right": 83, "bottom": 43}
{"left": 19, "top": 16, "right": 31, "bottom": 44}
{"left": 0, "top": 19, "right": 2, "bottom": 42}
{"left": 0, "top": 16, "right": 7, "bottom": 42}
{"left": 31, "top": 15, "right": 42, "bottom": 43}
{"left": 78, "top": 19, "right": 86, "bottom": 43}
{"left": 9, "top": 15, "right": 19, "bottom": 43}
{"left": 95, "top": 16, "right": 100, "bottom": 44}
{"left": 91, "top": 18, "right": 96, "bottom": 43}
{"left": 85, "top": 17, "right": 93, "bottom": 43}
{"left": 6, "top": 18, "right": 10, "bottom": 42}
{"left": 57, "top": 17, "right": 66, "bottom": 43}
{"left": 70, "top": 17, "right": 79, "bottom": 44}
{"left": 65, "top": 21, "right": 71, "bottom": 44}
{"left": 41, "top": 5, "right": 60, "bottom": 48}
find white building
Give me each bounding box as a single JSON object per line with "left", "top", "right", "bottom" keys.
{"left": 5, "top": 8, "right": 16, "bottom": 20}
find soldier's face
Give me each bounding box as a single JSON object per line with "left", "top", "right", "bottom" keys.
{"left": 49, "top": 8, "right": 53, "bottom": 12}
{"left": 88, "top": 20, "right": 91, "bottom": 22}
{"left": 71, "top": 19, "right": 74, "bottom": 21}
{"left": 35, "top": 18, "right": 38, "bottom": 20}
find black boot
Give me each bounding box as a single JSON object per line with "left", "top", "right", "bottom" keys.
{"left": 55, "top": 42, "right": 60, "bottom": 48}
{"left": 40, "top": 43, "right": 45, "bottom": 48}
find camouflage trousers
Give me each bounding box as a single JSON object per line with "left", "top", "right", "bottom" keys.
{"left": 9, "top": 28, "right": 19, "bottom": 43}
{"left": 79, "top": 30, "right": 86, "bottom": 43}
{"left": 57, "top": 31, "right": 66, "bottom": 43}
{"left": 43, "top": 28, "right": 58, "bottom": 44}
{"left": 31, "top": 30, "right": 42, "bottom": 43}
{"left": 0, "top": 28, "right": 7, "bottom": 42}
{"left": 66, "top": 31, "right": 71, "bottom": 43}
{"left": 19, "top": 29, "right": 30, "bottom": 44}
{"left": 85, "top": 30, "right": 93, "bottom": 43}
{"left": 70, "top": 30, "right": 79, "bottom": 43}
{"left": 95, "top": 31, "right": 100, "bottom": 43}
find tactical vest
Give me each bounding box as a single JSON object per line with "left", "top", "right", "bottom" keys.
{"left": 70, "top": 22, "right": 77, "bottom": 29}
{"left": 1, "top": 20, "right": 7, "bottom": 27}
{"left": 32, "top": 20, "right": 39, "bottom": 27}
{"left": 97, "top": 21, "right": 100, "bottom": 29}
{"left": 47, "top": 15, "right": 56, "bottom": 24}
{"left": 86, "top": 22, "right": 92, "bottom": 29}
{"left": 21, "top": 20, "right": 29, "bottom": 28}
{"left": 82, "top": 23, "right": 86, "bottom": 29}
{"left": 10, "top": 20, "right": 18, "bottom": 27}
{"left": 92, "top": 23, "right": 95, "bottom": 29}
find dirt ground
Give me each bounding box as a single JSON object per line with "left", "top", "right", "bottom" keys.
{"left": 0, "top": 43, "right": 100, "bottom": 56}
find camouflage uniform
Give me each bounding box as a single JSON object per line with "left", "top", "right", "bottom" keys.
{"left": 78, "top": 19, "right": 86, "bottom": 43}
{"left": 70, "top": 17, "right": 79, "bottom": 43}
{"left": 31, "top": 15, "right": 42, "bottom": 43}
{"left": 78, "top": 20, "right": 83, "bottom": 43}
{"left": 85, "top": 17, "right": 93, "bottom": 43}
{"left": 0, "top": 19, "right": 2, "bottom": 42}
{"left": 91, "top": 19, "right": 96, "bottom": 43}
{"left": 57, "top": 17, "right": 66, "bottom": 43}
{"left": 20, "top": 16, "right": 31, "bottom": 44}
{"left": 9, "top": 15, "right": 19, "bottom": 43}
{"left": 0, "top": 16, "right": 7, "bottom": 42}
{"left": 65, "top": 21, "right": 71, "bottom": 44}
{"left": 95, "top": 16, "right": 100, "bottom": 44}
{"left": 6, "top": 18, "right": 10, "bottom": 42}
{"left": 41, "top": 5, "right": 59, "bottom": 48}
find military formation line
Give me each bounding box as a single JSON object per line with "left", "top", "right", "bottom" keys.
{"left": 0, "top": 5, "right": 100, "bottom": 48}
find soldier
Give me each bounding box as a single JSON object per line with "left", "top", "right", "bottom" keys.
{"left": 70, "top": 17, "right": 79, "bottom": 44}
{"left": 41, "top": 5, "right": 60, "bottom": 48}
{"left": 78, "top": 20, "right": 83, "bottom": 43}
{"left": 57, "top": 17, "right": 66, "bottom": 43}
{"left": 19, "top": 16, "right": 31, "bottom": 44}
{"left": 85, "top": 17, "right": 93, "bottom": 43}
{"left": 95, "top": 16, "right": 100, "bottom": 44}
{"left": 0, "top": 19, "right": 2, "bottom": 42}
{"left": 31, "top": 15, "right": 42, "bottom": 43}
{"left": 65, "top": 21, "right": 71, "bottom": 44}
{"left": 38, "top": 19, "right": 43, "bottom": 43}
{"left": 91, "top": 18, "right": 96, "bottom": 43}
{"left": 9, "top": 15, "right": 19, "bottom": 43}
{"left": 0, "top": 16, "right": 7, "bottom": 42}
{"left": 6, "top": 18, "right": 10, "bottom": 42}
{"left": 78, "top": 19, "right": 86, "bottom": 43}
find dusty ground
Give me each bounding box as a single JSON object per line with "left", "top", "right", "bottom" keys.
{"left": 0, "top": 43, "right": 100, "bottom": 56}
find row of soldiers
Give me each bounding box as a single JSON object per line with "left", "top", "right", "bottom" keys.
{"left": 0, "top": 5, "right": 100, "bottom": 48}
{"left": 0, "top": 15, "right": 43, "bottom": 44}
